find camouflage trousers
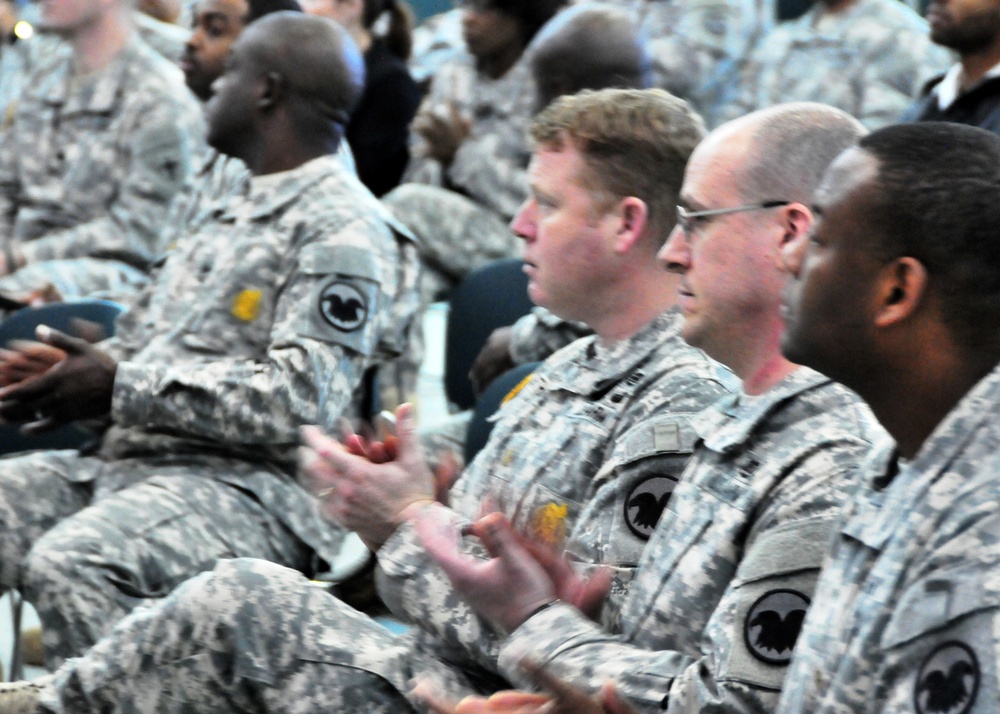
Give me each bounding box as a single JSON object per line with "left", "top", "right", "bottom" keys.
{"left": 0, "top": 258, "right": 150, "bottom": 303}
{"left": 0, "top": 450, "right": 314, "bottom": 669}
{"left": 39, "top": 558, "right": 481, "bottom": 713}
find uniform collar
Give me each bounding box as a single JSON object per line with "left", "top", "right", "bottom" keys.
{"left": 933, "top": 60, "right": 1000, "bottom": 110}
{"left": 544, "top": 308, "right": 686, "bottom": 396}
{"left": 693, "top": 366, "right": 831, "bottom": 452}
{"left": 40, "top": 34, "right": 145, "bottom": 114}
{"left": 221, "top": 154, "right": 347, "bottom": 222}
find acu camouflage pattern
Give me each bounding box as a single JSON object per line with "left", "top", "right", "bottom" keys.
{"left": 778, "top": 362, "right": 1000, "bottom": 714}
{"left": 720, "top": 0, "right": 952, "bottom": 129}
{"left": 34, "top": 308, "right": 729, "bottom": 711}
{"left": 509, "top": 307, "right": 593, "bottom": 366}
{"left": 0, "top": 34, "right": 204, "bottom": 298}
{"left": 499, "top": 368, "right": 881, "bottom": 714}
{"left": 375, "top": 309, "right": 731, "bottom": 689}
{"left": 0, "top": 155, "right": 419, "bottom": 664}
{"left": 620, "top": 0, "right": 774, "bottom": 126}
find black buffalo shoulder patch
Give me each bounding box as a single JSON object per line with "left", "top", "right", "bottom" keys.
{"left": 915, "top": 641, "right": 980, "bottom": 714}
{"left": 319, "top": 280, "right": 369, "bottom": 333}
{"left": 624, "top": 475, "right": 677, "bottom": 540}
{"left": 744, "top": 589, "right": 809, "bottom": 665}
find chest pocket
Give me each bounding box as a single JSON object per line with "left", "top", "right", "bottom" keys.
{"left": 178, "top": 232, "right": 281, "bottom": 356}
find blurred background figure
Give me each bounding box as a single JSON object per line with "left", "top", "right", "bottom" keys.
{"left": 303, "top": 0, "right": 422, "bottom": 196}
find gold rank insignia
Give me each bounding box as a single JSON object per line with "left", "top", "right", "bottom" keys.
{"left": 231, "top": 289, "right": 262, "bottom": 322}
{"left": 502, "top": 373, "right": 534, "bottom": 406}
{"left": 530, "top": 502, "right": 568, "bottom": 547}
{"left": 3, "top": 102, "right": 16, "bottom": 130}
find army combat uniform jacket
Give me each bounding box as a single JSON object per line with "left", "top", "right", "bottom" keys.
{"left": 778, "top": 363, "right": 1000, "bottom": 714}
{"left": 498, "top": 368, "right": 880, "bottom": 713}
{"left": 720, "top": 0, "right": 950, "bottom": 129}
{"left": 375, "top": 309, "right": 731, "bottom": 692}
{"left": 0, "top": 34, "right": 203, "bottom": 298}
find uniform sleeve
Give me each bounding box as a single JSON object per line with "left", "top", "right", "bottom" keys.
{"left": 375, "top": 419, "right": 702, "bottom": 673}
{"left": 498, "top": 447, "right": 860, "bottom": 714}
{"left": 18, "top": 103, "right": 204, "bottom": 269}
{"left": 509, "top": 308, "right": 593, "bottom": 366}
{"left": 108, "top": 221, "right": 394, "bottom": 445}
{"left": 0, "top": 106, "right": 20, "bottom": 241}
{"left": 445, "top": 127, "right": 530, "bottom": 220}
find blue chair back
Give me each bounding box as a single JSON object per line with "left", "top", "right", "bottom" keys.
{"left": 0, "top": 300, "right": 125, "bottom": 455}
{"left": 444, "top": 258, "right": 534, "bottom": 411}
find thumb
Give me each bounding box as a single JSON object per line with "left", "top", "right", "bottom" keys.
{"left": 394, "top": 403, "right": 423, "bottom": 461}
{"left": 36, "top": 325, "right": 86, "bottom": 354}
{"left": 476, "top": 512, "right": 525, "bottom": 562}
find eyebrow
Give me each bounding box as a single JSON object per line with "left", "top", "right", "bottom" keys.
{"left": 678, "top": 195, "right": 708, "bottom": 212}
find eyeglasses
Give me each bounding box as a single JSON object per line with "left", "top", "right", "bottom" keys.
{"left": 676, "top": 200, "right": 791, "bottom": 234}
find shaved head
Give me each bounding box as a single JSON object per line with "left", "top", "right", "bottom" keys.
{"left": 530, "top": 3, "right": 649, "bottom": 110}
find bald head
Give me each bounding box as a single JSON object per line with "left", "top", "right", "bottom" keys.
{"left": 707, "top": 103, "right": 867, "bottom": 205}
{"left": 237, "top": 12, "right": 364, "bottom": 127}
{"left": 529, "top": 3, "right": 649, "bottom": 111}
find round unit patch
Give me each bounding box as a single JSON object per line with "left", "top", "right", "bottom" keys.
{"left": 915, "top": 641, "right": 980, "bottom": 714}
{"left": 319, "top": 280, "right": 368, "bottom": 333}
{"left": 743, "top": 589, "right": 810, "bottom": 665}
{"left": 624, "top": 475, "right": 676, "bottom": 539}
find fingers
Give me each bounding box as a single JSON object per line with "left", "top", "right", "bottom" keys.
{"left": 35, "top": 325, "right": 87, "bottom": 354}
{"left": 599, "top": 682, "right": 638, "bottom": 714}
{"left": 434, "top": 450, "right": 461, "bottom": 506}
{"left": 575, "top": 568, "right": 613, "bottom": 621}
{"left": 414, "top": 506, "right": 483, "bottom": 589}
{"left": 409, "top": 679, "right": 459, "bottom": 714}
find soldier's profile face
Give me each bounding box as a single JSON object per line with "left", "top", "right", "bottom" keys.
{"left": 780, "top": 148, "right": 883, "bottom": 381}
{"left": 205, "top": 31, "right": 258, "bottom": 155}
{"left": 659, "top": 132, "right": 787, "bottom": 363}
{"left": 182, "top": 0, "right": 250, "bottom": 101}
{"left": 510, "top": 144, "right": 619, "bottom": 323}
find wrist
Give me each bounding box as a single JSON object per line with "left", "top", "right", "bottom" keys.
{"left": 399, "top": 498, "right": 437, "bottom": 523}
{"left": 501, "top": 598, "right": 560, "bottom": 636}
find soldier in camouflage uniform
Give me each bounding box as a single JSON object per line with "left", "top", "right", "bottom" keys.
{"left": 718, "top": 0, "right": 951, "bottom": 129}
{"left": 775, "top": 123, "right": 1000, "bottom": 714}
{"left": 0, "top": 88, "right": 735, "bottom": 713}
{"left": 0, "top": 0, "right": 204, "bottom": 302}
{"left": 0, "top": 13, "right": 419, "bottom": 670}
{"left": 620, "top": 0, "right": 774, "bottom": 126}
{"left": 411, "top": 104, "right": 883, "bottom": 714}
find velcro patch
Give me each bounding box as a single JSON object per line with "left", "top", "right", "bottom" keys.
{"left": 623, "top": 475, "right": 677, "bottom": 540}
{"left": 318, "top": 280, "right": 368, "bottom": 333}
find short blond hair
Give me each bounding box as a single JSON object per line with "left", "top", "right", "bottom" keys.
{"left": 531, "top": 88, "right": 705, "bottom": 242}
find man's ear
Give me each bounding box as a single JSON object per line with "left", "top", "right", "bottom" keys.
{"left": 258, "top": 71, "right": 288, "bottom": 111}
{"left": 874, "top": 257, "right": 927, "bottom": 328}
{"left": 613, "top": 197, "right": 649, "bottom": 254}
{"left": 776, "top": 202, "right": 813, "bottom": 253}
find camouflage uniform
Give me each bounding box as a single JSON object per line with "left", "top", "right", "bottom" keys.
{"left": 0, "top": 154, "right": 420, "bottom": 668}
{"left": 496, "top": 368, "right": 880, "bottom": 713}
{"left": 509, "top": 307, "right": 593, "bottom": 366}
{"left": 408, "top": 8, "right": 464, "bottom": 87}
{"left": 36, "top": 308, "right": 731, "bottom": 711}
{"left": 0, "top": 34, "right": 204, "bottom": 300}
{"left": 719, "top": 0, "right": 952, "bottom": 129}
{"left": 778, "top": 363, "right": 1000, "bottom": 714}
{"left": 621, "top": 0, "right": 774, "bottom": 126}
{"left": 386, "top": 53, "right": 534, "bottom": 297}
{"left": 135, "top": 12, "right": 189, "bottom": 64}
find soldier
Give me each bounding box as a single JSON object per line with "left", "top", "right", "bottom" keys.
{"left": 776, "top": 123, "right": 1000, "bottom": 713}
{"left": 901, "top": 0, "right": 1000, "bottom": 132}
{"left": 719, "top": 0, "right": 951, "bottom": 129}
{"left": 0, "top": 0, "right": 204, "bottom": 301}
{"left": 413, "top": 103, "right": 882, "bottom": 713}
{"left": 0, "top": 87, "right": 732, "bottom": 712}
{"left": 0, "top": 11, "right": 419, "bottom": 670}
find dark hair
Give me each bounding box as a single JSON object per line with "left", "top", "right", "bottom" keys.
{"left": 246, "top": 0, "right": 302, "bottom": 24}
{"left": 493, "top": 0, "right": 568, "bottom": 45}
{"left": 363, "top": 0, "right": 414, "bottom": 60}
{"left": 859, "top": 122, "right": 1000, "bottom": 341}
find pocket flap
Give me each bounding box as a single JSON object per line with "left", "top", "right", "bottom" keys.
{"left": 881, "top": 567, "right": 1000, "bottom": 649}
